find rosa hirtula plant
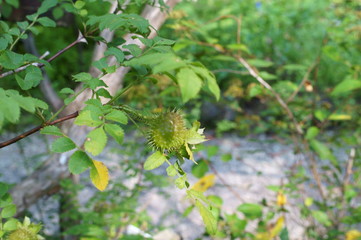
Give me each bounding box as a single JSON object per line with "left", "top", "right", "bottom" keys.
{"left": 0, "top": 0, "right": 220, "bottom": 236}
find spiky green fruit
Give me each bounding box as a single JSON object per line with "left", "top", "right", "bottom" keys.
{"left": 147, "top": 111, "right": 187, "bottom": 151}
{"left": 7, "top": 228, "right": 38, "bottom": 240}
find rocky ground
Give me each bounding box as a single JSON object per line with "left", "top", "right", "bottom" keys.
{"left": 0, "top": 131, "right": 307, "bottom": 239}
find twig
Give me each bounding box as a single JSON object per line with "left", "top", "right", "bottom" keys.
{"left": 0, "top": 111, "right": 79, "bottom": 149}
{"left": 236, "top": 56, "right": 304, "bottom": 135}
{"left": 343, "top": 148, "right": 355, "bottom": 191}
{"left": 206, "top": 160, "right": 244, "bottom": 203}
{"left": 286, "top": 61, "right": 317, "bottom": 103}
{"left": 0, "top": 32, "right": 87, "bottom": 79}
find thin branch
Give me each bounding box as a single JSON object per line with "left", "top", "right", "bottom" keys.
{"left": 236, "top": 56, "right": 304, "bottom": 135}
{"left": 286, "top": 61, "right": 317, "bottom": 103}
{"left": 23, "top": 33, "right": 63, "bottom": 110}
{"left": 0, "top": 111, "right": 78, "bottom": 149}
{"left": 206, "top": 160, "right": 245, "bottom": 203}
{"left": 0, "top": 33, "right": 87, "bottom": 79}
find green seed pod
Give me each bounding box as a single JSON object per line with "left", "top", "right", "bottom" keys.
{"left": 7, "top": 228, "right": 38, "bottom": 240}
{"left": 147, "top": 111, "right": 187, "bottom": 151}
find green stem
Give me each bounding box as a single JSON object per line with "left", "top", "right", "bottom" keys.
{"left": 107, "top": 82, "right": 135, "bottom": 105}
{"left": 48, "top": 86, "right": 87, "bottom": 122}
{"left": 10, "top": 15, "right": 39, "bottom": 51}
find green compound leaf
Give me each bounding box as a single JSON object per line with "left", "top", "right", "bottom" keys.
{"left": 74, "top": 110, "right": 103, "bottom": 127}
{"left": 105, "top": 109, "right": 128, "bottom": 124}
{"left": 190, "top": 64, "right": 220, "bottom": 101}
{"left": 237, "top": 203, "right": 263, "bottom": 220}
{"left": 176, "top": 67, "right": 202, "bottom": 103}
{"left": 51, "top": 137, "right": 76, "bottom": 153}
{"left": 37, "top": 0, "right": 58, "bottom": 15}
{"left": 40, "top": 126, "right": 63, "bottom": 136}
{"left": 69, "top": 151, "right": 92, "bottom": 174}
{"left": 85, "top": 127, "right": 107, "bottom": 156}
{"left": 1, "top": 204, "right": 16, "bottom": 218}
{"left": 37, "top": 16, "right": 56, "bottom": 27}
{"left": 0, "top": 50, "right": 24, "bottom": 70}
{"left": 24, "top": 65, "right": 42, "bottom": 89}
{"left": 104, "top": 123, "right": 124, "bottom": 145}
{"left": 144, "top": 151, "right": 166, "bottom": 170}
{"left": 195, "top": 200, "right": 217, "bottom": 235}
{"left": 104, "top": 47, "right": 125, "bottom": 63}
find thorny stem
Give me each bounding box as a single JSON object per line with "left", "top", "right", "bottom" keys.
{"left": 0, "top": 111, "right": 79, "bottom": 149}
{"left": 0, "top": 33, "right": 87, "bottom": 79}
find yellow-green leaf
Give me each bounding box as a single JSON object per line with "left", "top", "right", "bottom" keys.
{"left": 90, "top": 159, "right": 109, "bottom": 191}
{"left": 144, "top": 151, "right": 166, "bottom": 170}
{"left": 195, "top": 200, "right": 217, "bottom": 235}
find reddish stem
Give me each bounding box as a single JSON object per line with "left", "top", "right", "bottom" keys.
{"left": 0, "top": 111, "right": 78, "bottom": 148}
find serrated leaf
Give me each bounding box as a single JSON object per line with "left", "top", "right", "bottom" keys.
{"left": 90, "top": 159, "right": 109, "bottom": 191}
{"left": 84, "top": 127, "right": 107, "bottom": 156}
{"left": 51, "top": 137, "right": 76, "bottom": 153}
{"left": 87, "top": 13, "right": 150, "bottom": 35}
{"left": 190, "top": 63, "right": 220, "bottom": 100}
{"left": 96, "top": 88, "right": 112, "bottom": 99}
{"left": 194, "top": 200, "right": 217, "bottom": 235}
{"left": 175, "top": 174, "right": 188, "bottom": 189}
{"left": 1, "top": 204, "right": 16, "bottom": 218}
{"left": 331, "top": 79, "right": 361, "bottom": 96}
{"left": 0, "top": 50, "right": 24, "bottom": 69}
{"left": 105, "top": 110, "right": 127, "bottom": 124}
{"left": 37, "top": 17, "right": 56, "bottom": 27}
{"left": 32, "top": 98, "right": 48, "bottom": 109}
{"left": 24, "top": 65, "right": 42, "bottom": 88}
{"left": 104, "top": 124, "right": 124, "bottom": 145}
{"left": 60, "top": 87, "right": 74, "bottom": 94}
{"left": 144, "top": 151, "right": 166, "bottom": 170}
{"left": 104, "top": 47, "right": 125, "bottom": 63}
{"left": 0, "top": 96, "right": 20, "bottom": 123}
{"left": 40, "top": 126, "right": 63, "bottom": 136}
{"left": 7, "top": 92, "right": 35, "bottom": 113}
{"left": 74, "top": 110, "right": 103, "bottom": 127}
{"left": 177, "top": 67, "right": 202, "bottom": 103}
{"left": 69, "top": 151, "right": 92, "bottom": 174}
{"left": 92, "top": 57, "right": 108, "bottom": 71}
{"left": 166, "top": 165, "right": 177, "bottom": 177}
{"left": 72, "top": 72, "right": 92, "bottom": 82}
{"left": 37, "top": 0, "right": 57, "bottom": 15}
